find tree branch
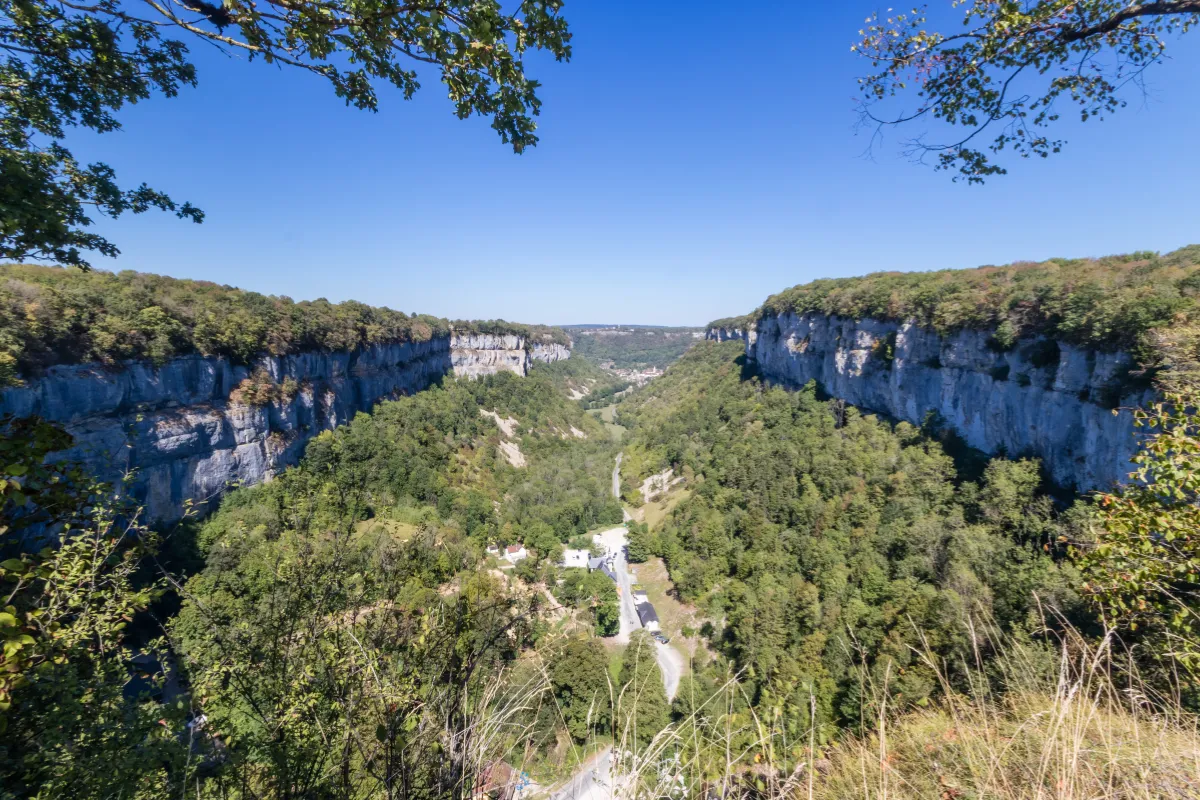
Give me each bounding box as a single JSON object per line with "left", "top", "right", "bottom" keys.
{"left": 1059, "top": 0, "right": 1200, "bottom": 42}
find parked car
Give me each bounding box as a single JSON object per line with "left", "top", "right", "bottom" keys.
{"left": 653, "top": 633, "right": 670, "bottom": 645}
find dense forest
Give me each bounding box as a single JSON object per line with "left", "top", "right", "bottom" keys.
{"left": 714, "top": 245, "right": 1200, "bottom": 352}
{"left": 0, "top": 264, "right": 569, "bottom": 385}
{"left": 3, "top": 332, "right": 1198, "bottom": 798}
{"left": 618, "top": 342, "right": 1087, "bottom": 732}
{"left": 1, "top": 366, "right": 624, "bottom": 797}
{"left": 568, "top": 325, "right": 702, "bottom": 370}
{"left": 3, "top": 255, "right": 1200, "bottom": 799}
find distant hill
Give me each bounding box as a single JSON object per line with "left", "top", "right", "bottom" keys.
{"left": 567, "top": 325, "right": 704, "bottom": 371}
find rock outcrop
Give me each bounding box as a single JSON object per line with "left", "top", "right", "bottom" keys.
{"left": 706, "top": 326, "right": 750, "bottom": 343}
{"left": 531, "top": 342, "right": 572, "bottom": 364}
{"left": 450, "top": 335, "right": 571, "bottom": 379}
{"left": 3, "top": 332, "right": 571, "bottom": 524}
{"left": 738, "top": 312, "right": 1147, "bottom": 491}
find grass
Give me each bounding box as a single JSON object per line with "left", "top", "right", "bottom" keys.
{"left": 809, "top": 629, "right": 1200, "bottom": 800}
{"left": 352, "top": 517, "right": 417, "bottom": 542}
{"left": 613, "top": 620, "right": 1200, "bottom": 800}
{"left": 607, "top": 645, "right": 626, "bottom": 683}
{"left": 638, "top": 487, "right": 690, "bottom": 530}
{"left": 588, "top": 403, "right": 627, "bottom": 442}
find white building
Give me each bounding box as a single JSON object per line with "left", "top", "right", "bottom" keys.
{"left": 560, "top": 548, "right": 590, "bottom": 569}
{"left": 503, "top": 544, "right": 528, "bottom": 564}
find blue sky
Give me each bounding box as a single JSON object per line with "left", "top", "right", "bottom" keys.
{"left": 71, "top": 2, "right": 1200, "bottom": 326}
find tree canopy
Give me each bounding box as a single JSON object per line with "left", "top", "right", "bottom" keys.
{"left": 855, "top": 1, "right": 1200, "bottom": 181}
{"left": 0, "top": 263, "right": 574, "bottom": 384}
{"left": 718, "top": 245, "right": 1200, "bottom": 353}
{"left": 0, "top": 0, "right": 571, "bottom": 267}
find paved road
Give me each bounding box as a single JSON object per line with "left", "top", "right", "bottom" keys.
{"left": 612, "top": 452, "right": 622, "bottom": 499}
{"left": 595, "top": 526, "right": 641, "bottom": 644}
{"left": 551, "top": 747, "right": 614, "bottom": 800}
{"left": 552, "top": 454, "right": 680, "bottom": 800}
{"left": 594, "top": 525, "right": 683, "bottom": 701}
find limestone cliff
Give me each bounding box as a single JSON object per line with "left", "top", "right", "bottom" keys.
{"left": 706, "top": 327, "right": 750, "bottom": 343}
{"left": 725, "top": 313, "right": 1147, "bottom": 491}
{"left": 3, "top": 332, "right": 571, "bottom": 524}
{"left": 449, "top": 334, "right": 571, "bottom": 378}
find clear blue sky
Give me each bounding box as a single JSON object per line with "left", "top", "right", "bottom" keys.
{"left": 72, "top": 1, "right": 1200, "bottom": 326}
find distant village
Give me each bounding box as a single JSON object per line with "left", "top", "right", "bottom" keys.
{"left": 603, "top": 363, "right": 664, "bottom": 387}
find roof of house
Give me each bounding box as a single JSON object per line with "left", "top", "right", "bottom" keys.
{"left": 506, "top": 544, "right": 524, "bottom": 554}
{"left": 636, "top": 602, "right": 659, "bottom": 625}
{"left": 588, "top": 556, "right": 606, "bottom": 569}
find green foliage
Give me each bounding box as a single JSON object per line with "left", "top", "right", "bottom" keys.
{"left": 854, "top": 1, "right": 1200, "bottom": 182}
{"left": 617, "top": 631, "right": 669, "bottom": 746}
{"left": 176, "top": 509, "right": 540, "bottom": 798}
{"left": 1081, "top": 388, "right": 1200, "bottom": 671}
{"left": 551, "top": 637, "right": 612, "bottom": 743}
{"left": 533, "top": 356, "right": 630, "bottom": 410}
{"left": 626, "top": 521, "right": 655, "bottom": 563}
{"left": 0, "top": 263, "right": 450, "bottom": 380}
{"left": 754, "top": 246, "right": 1200, "bottom": 351}
{"left": 0, "top": 0, "right": 570, "bottom": 267}
{"left": 202, "top": 370, "right": 620, "bottom": 553}
{"left": 556, "top": 569, "right": 619, "bottom": 636}
{"left": 621, "top": 342, "right": 1084, "bottom": 729}
{"left": 568, "top": 326, "right": 702, "bottom": 371}
{"left": 0, "top": 419, "right": 186, "bottom": 796}
{"left": 705, "top": 315, "right": 754, "bottom": 332}
{"left": 455, "top": 319, "right": 572, "bottom": 349}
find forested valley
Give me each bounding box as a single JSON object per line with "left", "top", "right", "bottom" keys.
{"left": 3, "top": 258, "right": 1200, "bottom": 800}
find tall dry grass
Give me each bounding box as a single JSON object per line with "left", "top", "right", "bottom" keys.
{"left": 598, "top": 622, "right": 1200, "bottom": 800}
{"left": 811, "top": 627, "right": 1200, "bottom": 800}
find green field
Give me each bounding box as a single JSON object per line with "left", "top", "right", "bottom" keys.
{"left": 588, "top": 403, "right": 627, "bottom": 442}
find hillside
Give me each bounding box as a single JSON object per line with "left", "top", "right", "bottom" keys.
{"left": 567, "top": 325, "right": 703, "bottom": 371}
{"left": 0, "top": 264, "right": 568, "bottom": 384}
{"left": 714, "top": 245, "right": 1200, "bottom": 353}
{"left": 618, "top": 341, "right": 1083, "bottom": 724}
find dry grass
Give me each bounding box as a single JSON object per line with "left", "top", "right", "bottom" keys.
{"left": 812, "top": 631, "right": 1200, "bottom": 800}
{"left": 602, "top": 622, "right": 1200, "bottom": 800}
{"left": 635, "top": 487, "right": 691, "bottom": 529}
{"left": 352, "top": 517, "right": 417, "bottom": 542}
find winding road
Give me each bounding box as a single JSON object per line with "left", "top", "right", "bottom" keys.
{"left": 605, "top": 454, "right": 684, "bottom": 700}
{"left": 550, "top": 454, "right": 685, "bottom": 800}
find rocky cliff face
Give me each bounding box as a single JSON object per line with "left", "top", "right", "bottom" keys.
{"left": 737, "top": 313, "right": 1147, "bottom": 491}
{"left": 706, "top": 327, "right": 749, "bottom": 343}
{"left": 449, "top": 334, "right": 572, "bottom": 378}
{"left": 531, "top": 342, "right": 572, "bottom": 364}
{"left": 4, "top": 332, "right": 571, "bottom": 524}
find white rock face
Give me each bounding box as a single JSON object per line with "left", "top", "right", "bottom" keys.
{"left": 531, "top": 342, "right": 572, "bottom": 364}
{"left": 706, "top": 327, "right": 748, "bottom": 343}
{"left": 449, "top": 334, "right": 572, "bottom": 378}
{"left": 4, "top": 333, "right": 572, "bottom": 524}
{"left": 743, "top": 312, "right": 1148, "bottom": 491}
